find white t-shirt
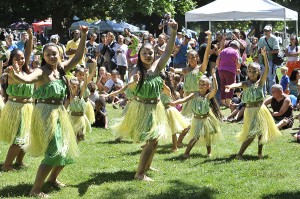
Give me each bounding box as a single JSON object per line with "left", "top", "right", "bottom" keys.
{"left": 116, "top": 44, "right": 128, "bottom": 66}
{"left": 286, "top": 45, "right": 299, "bottom": 62}
{"left": 104, "top": 78, "right": 124, "bottom": 93}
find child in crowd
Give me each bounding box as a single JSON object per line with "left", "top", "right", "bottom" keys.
{"left": 280, "top": 66, "right": 290, "bottom": 94}
{"left": 68, "top": 74, "right": 91, "bottom": 142}
{"left": 87, "top": 81, "right": 100, "bottom": 108}
{"left": 171, "top": 69, "right": 221, "bottom": 158}
{"left": 225, "top": 47, "right": 281, "bottom": 160}
{"left": 92, "top": 97, "right": 108, "bottom": 129}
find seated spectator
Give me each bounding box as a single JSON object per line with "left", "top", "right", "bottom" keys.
{"left": 280, "top": 66, "right": 290, "bottom": 94}
{"left": 103, "top": 70, "right": 124, "bottom": 93}
{"left": 92, "top": 97, "right": 108, "bottom": 129}
{"left": 289, "top": 69, "right": 300, "bottom": 97}
{"left": 88, "top": 81, "right": 100, "bottom": 108}
{"left": 264, "top": 84, "right": 294, "bottom": 130}
{"left": 96, "top": 66, "right": 111, "bottom": 93}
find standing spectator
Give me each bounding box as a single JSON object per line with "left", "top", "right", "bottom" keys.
{"left": 5, "top": 34, "right": 18, "bottom": 52}
{"left": 154, "top": 34, "right": 166, "bottom": 61}
{"left": 101, "top": 32, "right": 117, "bottom": 72}
{"left": 86, "top": 33, "right": 98, "bottom": 59}
{"left": 148, "top": 34, "right": 156, "bottom": 46}
{"left": 280, "top": 66, "right": 290, "bottom": 94}
{"left": 285, "top": 35, "right": 300, "bottom": 76}
{"left": 116, "top": 35, "right": 128, "bottom": 81}
{"left": 274, "top": 31, "right": 282, "bottom": 45}
{"left": 126, "top": 34, "right": 139, "bottom": 80}
{"left": 95, "top": 33, "right": 106, "bottom": 70}
{"left": 175, "top": 32, "right": 183, "bottom": 45}
{"left": 16, "top": 31, "right": 28, "bottom": 52}
{"left": 217, "top": 40, "right": 241, "bottom": 107}
{"left": 173, "top": 33, "right": 191, "bottom": 68}
{"left": 250, "top": 37, "right": 259, "bottom": 59}
{"left": 66, "top": 29, "right": 85, "bottom": 66}
{"left": 158, "top": 12, "right": 175, "bottom": 36}
{"left": 258, "top": 25, "right": 280, "bottom": 94}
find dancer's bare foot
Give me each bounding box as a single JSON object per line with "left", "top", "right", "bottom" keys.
{"left": 172, "top": 147, "right": 178, "bottom": 152}
{"left": 182, "top": 153, "right": 190, "bottom": 159}
{"left": 258, "top": 153, "right": 263, "bottom": 160}
{"left": 29, "top": 191, "right": 49, "bottom": 198}
{"left": 207, "top": 153, "right": 212, "bottom": 158}
{"left": 46, "top": 180, "right": 66, "bottom": 188}
{"left": 235, "top": 155, "right": 243, "bottom": 160}
{"left": 15, "top": 162, "right": 28, "bottom": 168}
{"left": 146, "top": 167, "right": 159, "bottom": 172}
{"left": 1, "top": 164, "right": 14, "bottom": 172}
{"left": 134, "top": 174, "right": 154, "bottom": 181}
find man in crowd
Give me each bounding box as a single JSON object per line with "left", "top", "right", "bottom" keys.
{"left": 66, "top": 29, "right": 85, "bottom": 66}
{"left": 264, "top": 84, "right": 294, "bottom": 130}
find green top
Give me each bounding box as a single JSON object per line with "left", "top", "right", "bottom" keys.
{"left": 70, "top": 97, "right": 86, "bottom": 112}
{"left": 160, "top": 93, "right": 171, "bottom": 105}
{"left": 34, "top": 79, "right": 66, "bottom": 99}
{"left": 134, "top": 75, "right": 163, "bottom": 98}
{"left": 191, "top": 94, "right": 210, "bottom": 115}
{"left": 183, "top": 69, "right": 203, "bottom": 92}
{"left": 82, "top": 85, "right": 90, "bottom": 99}
{"left": 125, "top": 87, "right": 134, "bottom": 100}
{"left": 6, "top": 83, "right": 34, "bottom": 98}
{"left": 241, "top": 84, "right": 264, "bottom": 103}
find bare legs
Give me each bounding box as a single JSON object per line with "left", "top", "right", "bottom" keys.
{"left": 135, "top": 139, "right": 158, "bottom": 181}
{"left": 177, "top": 127, "right": 190, "bottom": 148}
{"left": 236, "top": 135, "right": 263, "bottom": 160}
{"left": 183, "top": 138, "right": 211, "bottom": 158}
{"left": 30, "top": 164, "right": 66, "bottom": 197}
{"left": 172, "top": 134, "right": 177, "bottom": 152}
{"left": 1, "top": 144, "right": 26, "bottom": 171}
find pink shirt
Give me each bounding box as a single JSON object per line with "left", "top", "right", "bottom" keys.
{"left": 219, "top": 47, "right": 239, "bottom": 74}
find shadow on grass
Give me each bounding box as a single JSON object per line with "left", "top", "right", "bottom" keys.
{"left": 164, "top": 153, "right": 207, "bottom": 162}
{"left": 261, "top": 191, "right": 300, "bottom": 199}
{"left": 200, "top": 154, "right": 270, "bottom": 165}
{"left": 145, "top": 180, "right": 217, "bottom": 199}
{"left": 97, "top": 140, "right": 132, "bottom": 144}
{"left": 0, "top": 183, "right": 32, "bottom": 198}
{"left": 73, "top": 170, "right": 135, "bottom": 197}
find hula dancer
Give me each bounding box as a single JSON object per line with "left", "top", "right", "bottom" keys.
{"left": 5, "top": 26, "right": 88, "bottom": 197}
{"left": 225, "top": 47, "right": 281, "bottom": 160}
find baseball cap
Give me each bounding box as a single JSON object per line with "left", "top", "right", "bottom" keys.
{"left": 264, "top": 25, "right": 272, "bottom": 31}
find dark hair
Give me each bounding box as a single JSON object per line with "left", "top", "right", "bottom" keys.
{"left": 290, "top": 69, "right": 300, "bottom": 81}
{"left": 160, "top": 71, "right": 177, "bottom": 100}
{"left": 87, "top": 81, "right": 97, "bottom": 93}
{"left": 240, "top": 30, "right": 246, "bottom": 40}
{"left": 95, "top": 96, "right": 106, "bottom": 107}
{"left": 8, "top": 49, "right": 30, "bottom": 74}
{"left": 289, "top": 35, "right": 299, "bottom": 52}
{"left": 136, "top": 43, "right": 153, "bottom": 92}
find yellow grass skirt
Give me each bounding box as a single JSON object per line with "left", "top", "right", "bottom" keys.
{"left": 85, "top": 100, "right": 95, "bottom": 124}
{"left": 69, "top": 113, "right": 91, "bottom": 137}
{"left": 24, "top": 103, "right": 78, "bottom": 161}
{"left": 166, "top": 106, "right": 189, "bottom": 134}
{"left": 181, "top": 100, "right": 193, "bottom": 117}
{"left": 112, "top": 100, "right": 171, "bottom": 142}
{"left": 187, "top": 111, "right": 221, "bottom": 146}
{"left": 0, "top": 97, "right": 4, "bottom": 116}
{"left": 238, "top": 105, "right": 281, "bottom": 144}
{"left": 0, "top": 101, "right": 33, "bottom": 145}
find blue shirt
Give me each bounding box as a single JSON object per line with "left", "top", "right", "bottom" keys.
{"left": 16, "top": 41, "right": 25, "bottom": 51}
{"left": 173, "top": 43, "right": 190, "bottom": 65}
{"left": 280, "top": 75, "right": 290, "bottom": 91}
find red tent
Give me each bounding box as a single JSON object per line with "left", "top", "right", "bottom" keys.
{"left": 32, "top": 19, "right": 52, "bottom": 33}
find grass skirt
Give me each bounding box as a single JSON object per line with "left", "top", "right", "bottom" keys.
{"left": 112, "top": 100, "right": 171, "bottom": 142}
{"left": 121, "top": 101, "right": 131, "bottom": 116}
{"left": 166, "top": 106, "right": 189, "bottom": 134}
{"left": 24, "top": 103, "right": 78, "bottom": 165}
{"left": 0, "top": 101, "right": 33, "bottom": 145}
{"left": 187, "top": 111, "right": 221, "bottom": 146}
{"left": 0, "top": 97, "right": 4, "bottom": 116}
{"left": 238, "top": 105, "right": 281, "bottom": 144}
{"left": 69, "top": 113, "right": 91, "bottom": 137}
{"left": 85, "top": 100, "right": 95, "bottom": 124}
{"left": 181, "top": 101, "right": 193, "bottom": 117}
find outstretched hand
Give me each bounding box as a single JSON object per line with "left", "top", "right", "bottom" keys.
{"left": 80, "top": 25, "right": 89, "bottom": 35}
{"left": 225, "top": 85, "right": 231, "bottom": 93}
{"left": 27, "top": 28, "right": 33, "bottom": 37}
{"left": 168, "top": 22, "right": 178, "bottom": 33}
{"left": 133, "top": 71, "right": 140, "bottom": 83}
{"left": 205, "top": 30, "right": 212, "bottom": 36}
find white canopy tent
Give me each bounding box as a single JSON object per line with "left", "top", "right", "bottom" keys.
{"left": 185, "top": 0, "right": 298, "bottom": 37}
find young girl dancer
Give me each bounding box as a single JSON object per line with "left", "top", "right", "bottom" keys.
{"left": 171, "top": 31, "right": 211, "bottom": 147}
{"left": 225, "top": 47, "right": 281, "bottom": 160}
{"left": 0, "top": 61, "right": 5, "bottom": 116}
{"left": 160, "top": 72, "right": 189, "bottom": 152}
{"left": 0, "top": 28, "right": 33, "bottom": 171}
{"left": 74, "top": 62, "right": 96, "bottom": 125}
{"left": 68, "top": 72, "right": 91, "bottom": 142}
{"left": 112, "top": 22, "right": 178, "bottom": 181}
{"left": 6, "top": 26, "right": 88, "bottom": 197}
{"left": 170, "top": 70, "right": 221, "bottom": 158}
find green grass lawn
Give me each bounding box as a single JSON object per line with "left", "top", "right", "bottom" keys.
{"left": 0, "top": 106, "right": 300, "bottom": 199}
